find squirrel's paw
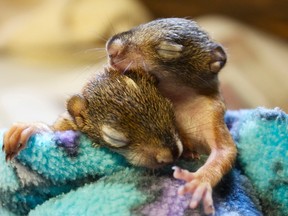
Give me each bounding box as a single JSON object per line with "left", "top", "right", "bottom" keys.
{"left": 2, "top": 122, "right": 51, "bottom": 161}
{"left": 173, "top": 166, "right": 214, "bottom": 215}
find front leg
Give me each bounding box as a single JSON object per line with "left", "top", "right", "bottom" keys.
{"left": 2, "top": 112, "right": 77, "bottom": 161}
{"left": 173, "top": 137, "right": 236, "bottom": 215}
{"left": 173, "top": 166, "right": 214, "bottom": 214}
{"left": 173, "top": 98, "right": 237, "bottom": 215}
{"left": 2, "top": 122, "right": 52, "bottom": 161}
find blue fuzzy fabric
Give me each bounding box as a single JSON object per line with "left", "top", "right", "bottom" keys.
{"left": 0, "top": 107, "right": 287, "bottom": 216}
{"left": 227, "top": 108, "right": 288, "bottom": 216}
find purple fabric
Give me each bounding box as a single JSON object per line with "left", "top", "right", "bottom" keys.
{"left": 54, "top": 130, "right": 81, "bottom": 156}
{"left": 140, "top": 178, "right": 196, "bottom": 216}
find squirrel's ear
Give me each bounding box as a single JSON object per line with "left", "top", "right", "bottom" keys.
{"left": 67, "top": 94, "right": 88, "bottom": 118}
{"left": 209, "top": 45, "right": 227, "bottom": 73}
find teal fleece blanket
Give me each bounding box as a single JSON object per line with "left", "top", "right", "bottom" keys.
{"left": 0, "top": 107, "right": 287, "bottom": 216}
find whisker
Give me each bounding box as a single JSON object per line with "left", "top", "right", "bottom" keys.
{"left": 113, "top": 58, "right": 127, "bottom": 66}
{"left": 84, "top": 47, "right": 106, "bottom": 53}
{"left": 182, "top": 109, "right": 215, "bottom": 122}
{"left": 134, "top": 154, "right": 144, "bottom": 168}
{"left": 193, "top": 74, "right": 215, "bottom": 89}
{"left": 163, "top": 64, "right": 217, "bottom": 90}
{"left": 183, "top": 122, "right": 220, "bottom": 131}
{"left": 186, "top": 111, "right": 215, "bottom": 122}
{"left": 105, "top": 18, "right": 117, "bottom": 35}
{"left": 72, "top": 48, "right": 106, "bottom": 58}
{"left": 129, "top": 152, "right": 141, "bottom": 167}
{"left": 94, "top": 34, "right": 109, "bottom": 43}
{"left": 182, "top": 135, "right": 223, "bottom": 143}
{"left": 181, "top": 118, "right": 225, "bottom": 132}
{"left": 142, "top": 60, "right": 148, "bottom": 72}
{"left": 93, "top": 54, "right": 108, "bottom": 61}
{"left": 62, "top": 62, "right": 104, "bottom": 90}
{"left": 86, "top": 28, "right": 110, "bottom": 42}
{"left": 176, "top": 107, "right": 228, "bottom": 132}
{"left": 183, "top": 125, "right": 224, "bottom": 135}
{"left": 123, "top": 61, "right": 134, "bottom": 73}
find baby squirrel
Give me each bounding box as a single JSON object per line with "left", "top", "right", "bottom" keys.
{"left": 2, "top": 67, "right": 183, "bottom": 169}
{"left": 106, "top": 18, "right": 237, "bottom": 215}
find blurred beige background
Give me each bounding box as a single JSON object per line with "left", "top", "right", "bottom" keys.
{"left": 0, "top": 0, "right": 287, "bottom": 127}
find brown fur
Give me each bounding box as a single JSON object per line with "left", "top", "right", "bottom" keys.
{"left": 106, "top": 18, "right": 237, "bottom": 214}
{"left": 3, "top": 67, "right": 183, "bottom": 169}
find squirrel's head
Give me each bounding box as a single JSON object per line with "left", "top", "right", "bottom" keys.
{"left": 66, "top": 67, "right": 183, "bottom": 169}
{"left": 106, "top": 18, "right": 226, "bottom": 89}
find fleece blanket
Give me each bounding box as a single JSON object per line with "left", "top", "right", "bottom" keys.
{"left": 0, "top": 107, "right": 287, "bottom": 216}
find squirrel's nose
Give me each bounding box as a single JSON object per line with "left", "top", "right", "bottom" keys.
{"left": 106, "top": 38, "right": 123, "bottom": 58}
{"left": 156, "top": 152, "right": 174, "bottom": 164}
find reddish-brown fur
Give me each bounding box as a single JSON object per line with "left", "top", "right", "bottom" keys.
{"left": 106, "top": 18, "right": 237, "bottom": 215}
{"left": 3, "top": 67, "right": 183, "bottom": 169}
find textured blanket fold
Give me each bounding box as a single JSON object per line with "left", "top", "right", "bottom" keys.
{"left": 0, "top": 107, "right": 287, "bottom": 216}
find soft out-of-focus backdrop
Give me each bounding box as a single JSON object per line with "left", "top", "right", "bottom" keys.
{"left": 0, "top": 0, "right": 287, "bottom": 127}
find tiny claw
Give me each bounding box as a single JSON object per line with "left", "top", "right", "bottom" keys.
{"left": 191, "top": 152, "right": 200, "bottom": 160}
{"left": 5, "top": 153, "right": 10, "bottom": 162}
{"left": 9, "top": 152, "right": 16, "bottom": 160}
{"left": 205, "top": 205, "right": 215, "bottom": 215}
{"left": 5, "top": 152, "right": 16, "bottom": 162}
{"left": 172, "top": 166, "right": 181, "bottom": 172}
{"left": 189, "top": 200, "right": 198, "bottom": 209}
{"left": 178, "top": 186, "right": 185, "bottom": 195}
{"left": 2, "top": 143, "right": 4, "bottom": 151}
{"left": 17, "top": 143, "right": 22, "bottom": 150}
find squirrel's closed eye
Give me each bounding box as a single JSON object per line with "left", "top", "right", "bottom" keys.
{"left": 156, "top": 41, "right": 183, "bottom": 59}
{"left": 101, "top": 125, "right": 129, "bottom": 147}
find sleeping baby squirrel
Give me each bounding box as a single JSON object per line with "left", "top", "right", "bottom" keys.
{"left": 3, "top": 67, "right": 183, "bottom": 169}
{"left": 3, "top": 18, "right": 237, "bottom": 215}
{"left": 106, "top": 18, "right": 237, "bottom": 215}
